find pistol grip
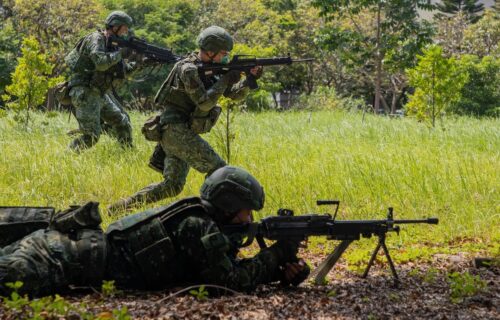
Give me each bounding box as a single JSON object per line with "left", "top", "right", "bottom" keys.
{"left": 246, "top": 72, "right": 259, "bottom": 90}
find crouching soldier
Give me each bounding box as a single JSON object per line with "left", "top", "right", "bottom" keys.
{"left": 107, "top": 26, "right": 263, "bottom": 213}
{"left": 0, "top": 167, "right": 309, "bottom": 297}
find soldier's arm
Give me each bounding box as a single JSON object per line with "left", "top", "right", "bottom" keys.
{"left": 179, "top": 64, "right": 228, "bottom": 112}
{"left": 88, "top": 33, "right": 123, "bottom": 72}
{"left": 223, "top": 80, "right": 249, "bottom": 100}
{"left": 177, "top": 216, "right": 284, "bottom": 292}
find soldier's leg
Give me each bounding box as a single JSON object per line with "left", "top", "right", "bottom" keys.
{"left": 162, "top": 123, "right": 226, "bottom": 176}
{"left": 101, "top": 92, "right": 133, "bottom": 148}
{"left": 148, "top": 143, "right": 166, "bottom": 173}
{"left": 0, "top": 229, "right": 105, "bottom": 297}
{"left": 107, "top": 150, "right": 189, "bottom": 213}
{"left": 69, "top": 86, "right": 104, "bottom": 151}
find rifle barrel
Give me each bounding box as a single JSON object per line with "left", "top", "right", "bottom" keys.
{"left": 394, "top": 218, "right": 439, "bottom": 224}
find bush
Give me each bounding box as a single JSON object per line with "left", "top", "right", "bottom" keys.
{"left": 450, "top": 55, "right": 500, "bottom": 117}
{"left": 298, "top": 86, "right": 366, "bottom": 111}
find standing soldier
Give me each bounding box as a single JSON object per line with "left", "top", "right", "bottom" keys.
{"left": 107, "top": 26, "right": 263, "bottom": 213}
{"left": 65, "top": 11, "right": 136, "bottom": 151}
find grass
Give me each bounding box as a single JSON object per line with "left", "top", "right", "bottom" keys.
{"left": 0, "top": 110, "right": 498, "bottom": 251}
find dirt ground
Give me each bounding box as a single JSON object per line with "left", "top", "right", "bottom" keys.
{"left": 18, "top": 251, "right": 496, "bottom": 320}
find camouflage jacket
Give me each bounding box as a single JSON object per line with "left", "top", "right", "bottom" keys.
{"left": 155, "top": 53, "right": 249, "bottom": 124}
{"left": 105, "top": 197, "right": 283, "bottom": 292}
{"left": 65, "top": 30, "right": 134, "bottom": 91}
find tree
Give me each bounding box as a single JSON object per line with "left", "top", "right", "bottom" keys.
{"left": 405, "top": 45, "right": 467, "bottom": 127}
{"left": 450, "top": 55, "right": 500, "bottom": 117}
{"left": 435, "top": 0, "right": 484, "bottom": 23}
{"left": 463, "top": 10, "right": 500, "bottom": 58}
{"left": 312, "top": 0, "right": 434, "bottom": 113}
{"left": 1, "top": 37, "right": 63, "bottom": 127}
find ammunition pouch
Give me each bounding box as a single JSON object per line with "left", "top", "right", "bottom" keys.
{"left": 0, "top": 206, "right": 54, "bottom": 246}
{"left": 50, "top": 201, "right": 102, "bottom": 233}
{"left": 189, "top": 106, "right": 222, "bottom": 134}
{"left": 54, "top": 81, "right": 72, "bottom": 106}
{"left": 74, "top": 229, "right": 107, "bottom": 285}
{"left": 106, "top": 197, "right": 206, "bottom": 288}
{"left": 141, "top": 114, "right": 162, "bottom": 142}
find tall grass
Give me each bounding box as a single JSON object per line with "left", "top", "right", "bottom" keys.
{"left": 0, "top": 110, "right": 498, "bottom": 244}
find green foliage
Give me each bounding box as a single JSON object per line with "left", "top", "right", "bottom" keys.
{"left": 405, "top": 45, "right": 468, "bottom": 126}
{"left": 2, "top": 281, "right": 132, "bottom": 319}
{"left": 1, "top": 110, "right": 499, "bottom": 244}
{"left": 435, "top": 0, "right": 484, "bottom": 23}
{"left": 313, "top": 0, "right": 435, "bottom": 111}
{"left": 447, "top": 271, "right": 488, "bottom": 303}
{"left": 450, "top": 55, "right": 500, "bottom": 117}
{"left": 1, "top": 37, "right": 64, "bottom": 127}
{"left": 463, "top": 10, "right": 500, "bottom": 58}
{"left": 189, "top": 285, "right": 209, "bottom": 300}
{"left": 101, "top": 280, "right": 122, "bottom": 297}
{"left": 113, "top": 307, "right": 132, "bottom": 320}
{"left": 298, "top": 86, "right": 366, "bottom": 111}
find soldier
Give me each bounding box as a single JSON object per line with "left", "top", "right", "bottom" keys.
{"left": 107, "top": 26, "right": 263, "bottom": 213}
{"left": 0, "top": 166, "right": 309, "bottom": 297}
{"left": 65, "top": 11, "right": 137, "bottom": 151}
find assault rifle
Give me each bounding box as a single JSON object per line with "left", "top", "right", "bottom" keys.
{"left": 197, "top": 54, "right": 314, "bottom": 89}
{"left": 222, "top": 200, "right": 439, "bottom": 285}
{"left": 108, "top": 35, "right": 181, "bottom": 65}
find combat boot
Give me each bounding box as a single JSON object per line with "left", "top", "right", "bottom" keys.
{"left": 148, "top": 144, "right": 166, "bottom": 173}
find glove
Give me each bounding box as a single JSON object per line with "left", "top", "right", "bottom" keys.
{"left": 281, "top": 260, "right": 311, "bottom": 286}
{"left": 222, "top": 70, "right": 241, "bottom": 85}
{"left": 250, "top": 66, "right": 263, "bottom": 79}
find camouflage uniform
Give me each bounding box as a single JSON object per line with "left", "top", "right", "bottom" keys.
{"left": 66, "top": 30, "right": 134, "bottom": 151}
{"left": 110, "top": 52, "right": 250, "bottom": 209}
{"left": 0, "top": 198, "right": 294, "bottom": 296}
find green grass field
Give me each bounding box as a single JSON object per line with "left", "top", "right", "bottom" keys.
{"left": 1, "top": 110, "right": 498, "bottom": 255}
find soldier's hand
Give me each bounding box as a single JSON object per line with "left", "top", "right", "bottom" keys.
{"left": 222, "top": 70, "right": 241, "bottom": 85}
{"left": 250, "top": 66, "right": 263, "bottom": 79}
{"left": 283, "top": 259, "right": 310, "bottom": 286}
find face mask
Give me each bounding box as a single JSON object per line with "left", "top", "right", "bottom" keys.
{"left": 119, "top": 32, "right": 130, "bottom": 40}
{"left": 220, "top": 54, "right": 230, "bottom": 65}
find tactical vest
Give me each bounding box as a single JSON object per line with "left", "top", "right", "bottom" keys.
{"left": 155, "top": 53, "right": 218, "bottom": 124}
{"left": 65, "top": 31, "right": 125, "bottom": 90}
{"left": 105, "top": 196, "right": 208, "bottom": 289}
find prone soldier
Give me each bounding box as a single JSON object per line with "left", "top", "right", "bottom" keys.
{"left": 0, "top": 167, "right": 309, "bottom": 297}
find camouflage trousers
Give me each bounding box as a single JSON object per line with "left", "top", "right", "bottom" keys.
{"left": 0, "top": 229, "right": 106, "bottom": 297}
{"left": 127, "top": 123, "right": 226, "bottom": 205}
{"left": 69, "top": 86, "right": 132, "bottom": 151}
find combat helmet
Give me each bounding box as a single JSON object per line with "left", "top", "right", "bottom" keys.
{"left": 197, "top": 26, "right": 234, "bottom": 53}
{"left": 200, "top": 166, "right": 264, "bottom": 221}
{"left": 105, "top": 11, "right": 133, "bottom": 28}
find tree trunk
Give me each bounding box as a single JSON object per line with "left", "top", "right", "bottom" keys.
{"left": 374, "top": 2, "right": 382, "bottom": 114}
{"left": 46, "top": 88, "right": 56, "bottom": 111}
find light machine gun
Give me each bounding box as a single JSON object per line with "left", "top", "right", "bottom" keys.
{"left": 222, "top": 200, "right": 439, "bottom": 285}
{"left": 197, "top": 54, "right": 314, "bottom": 89}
